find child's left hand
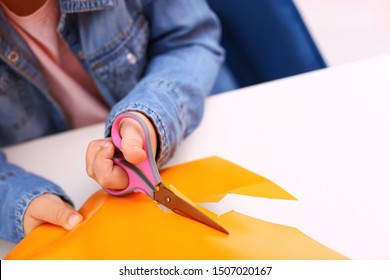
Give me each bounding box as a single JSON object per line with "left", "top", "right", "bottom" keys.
{"left": 23, "top": 193, "right": 83, "bottom": 235}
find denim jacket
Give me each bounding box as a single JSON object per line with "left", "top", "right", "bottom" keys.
{"left": 0, "top": 0, "right": 224, "bottom": 243}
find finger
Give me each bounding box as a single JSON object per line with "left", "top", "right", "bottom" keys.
{"left": 93, "top": 139, "right": 129, "bottom": 189}
{"left": 85, "top": 139, "right": 108, "bottom": 179}
{"left": 24, "top": 194, "right": 83, "bottom": 234}
{"left": 119, "top": 117, "right": 146, "bottom": 165}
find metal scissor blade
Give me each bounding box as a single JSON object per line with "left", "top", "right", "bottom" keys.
{"left": 154, "top": 184, "right": 229, "bottom": 234}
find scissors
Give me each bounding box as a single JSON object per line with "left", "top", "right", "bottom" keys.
{"left": 104, "top": 112, "right": 228, "bottom": 234}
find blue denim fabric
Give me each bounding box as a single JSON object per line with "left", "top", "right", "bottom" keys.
{"left": 0, "top": 0, "right": 225, "bottom": 243}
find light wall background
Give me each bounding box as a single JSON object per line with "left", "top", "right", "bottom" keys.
{"left": 294, "top": 0, "right": 390, "bottom": 66}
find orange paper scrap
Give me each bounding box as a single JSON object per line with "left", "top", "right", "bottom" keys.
{"left": 6, "top": 156, "right": 346, "bottom": 259}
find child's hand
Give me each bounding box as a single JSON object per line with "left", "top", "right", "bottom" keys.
{"left": 23, "top": 194, "right": 83, "bottom": 235}
{"left": 86, "top": 112, "right": 157, "bottom": 190}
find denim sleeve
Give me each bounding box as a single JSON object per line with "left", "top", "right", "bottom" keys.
{"left": 0, "top": 151, "right": 73, "bottom": 243}
{"left": 105, "top": 0, "right": 224, "bottom": 167}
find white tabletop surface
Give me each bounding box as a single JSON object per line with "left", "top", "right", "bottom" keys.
{"left": 2, "top": 54, "right": 390, "bottom": 260}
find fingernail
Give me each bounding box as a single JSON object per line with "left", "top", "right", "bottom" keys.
{"left": 99, "top": 140, "right": 110, "bottom": 148}
{"left": 67, "top": 214, "right": 82, "bottom": 229}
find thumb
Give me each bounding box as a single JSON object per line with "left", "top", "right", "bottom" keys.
{"left": 24, "top": 194, "right": 83, "bottom": 234}
{"left": 119, "top": 117, "right": 146, "bottom": 164}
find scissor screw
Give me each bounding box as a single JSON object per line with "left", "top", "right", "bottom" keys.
{"left": 165, "top": 196, "right": 171, "bottom": 203}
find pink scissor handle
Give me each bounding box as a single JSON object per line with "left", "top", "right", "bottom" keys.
{"left": 104, "top": 112, "right": 161, "bottom": 197}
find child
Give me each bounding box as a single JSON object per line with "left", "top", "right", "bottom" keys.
{"left": 0, "top": 0, "right": 225, "bottom": 243}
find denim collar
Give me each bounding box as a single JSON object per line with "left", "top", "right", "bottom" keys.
{"left": 59, "top": 0, "right": 116, "bottom": 13}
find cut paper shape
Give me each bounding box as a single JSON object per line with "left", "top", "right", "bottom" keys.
{"left": 161, "top": 156, "right": 296, "bottom": 202}
{"left": 6, "top": 156, "right": 347, "bottom": 259}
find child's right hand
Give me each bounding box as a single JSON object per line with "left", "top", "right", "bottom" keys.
{"left": 85, "top": 112, "right": 157, "bottom": 191}
{"left": 23, "top": 193, "right": 83, "bottom": 235}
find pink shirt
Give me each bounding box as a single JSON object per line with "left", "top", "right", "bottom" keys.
{"left": 1, "top": 0, "right": 109, "bottom": 128}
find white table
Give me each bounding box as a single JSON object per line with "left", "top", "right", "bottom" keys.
{"left": 2, "top": 54, "right": 390, "bottom": 260}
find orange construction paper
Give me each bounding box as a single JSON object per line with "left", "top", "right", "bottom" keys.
{"left": 161, "top": 156, "right": 296, "bottom": 202}
{"left": 6, "top": 156, "right": 347, "bottom": 260}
